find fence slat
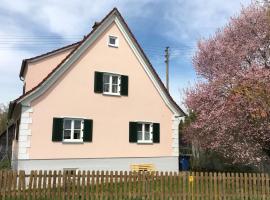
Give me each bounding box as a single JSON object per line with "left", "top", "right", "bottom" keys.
{"left": 65, "top": 170, "right": 70, "bottom": 200}
{"left": 261, "top": 173, "right": 264, "bottom": 199}
{"left": 235, "top": 173, "right": 240, "bottom": 200}
{"left": 226, "top": 172, "right": 231, "bottom": 200}
{"left": 0, "top": 171, "right": 2, "bottom": 195}
{"left": 17, "top": 171, "right": 21, "bottom": 199}
{"left": 156, "top": 171, "right": 161, "bottom": 199}
{"left": 249, "top": 173, "right": 253, "bottom": 199}
{"left": 2, "top": 170, "right": 8, "bottom": 199}
{"left": 7, "top": 170, "right": 12, "bottom": 199}
{"left": 105, "top": 170, "right": 109, "bottom": 199}
{"left": 81, "top": 171, "right": 86, "bottom": 200}
{"left": 127, "top": 171, "right": 132, "bottom": 199}
{"left": 244, "top": 173, "right": 248, "bottom": 199}
{"left": 28, "top": 171, "right": 33, "bottom": 199}
{"left": 134, "top": 171, "right": 138, "bottom": 199}
{"left": 239, "top": 173, "right": 244, "bottom": 200}
{"left": 95, "top": 170, "right": 100, "bottom": 199}
{"left": 265, "top": 173, "right": 270, "bottom": 199}
{"left": 90, "top": 171, "right": 95, "bottom": 200}
{"left": 56, "top": 170, "right": 61, "bottom": 200}
{"left": 217, "top": 172, "right": 223, "bottom": 200}
{"left": 51, "top": 170, "right": 56, "bottom": 199}
{"left": 11, "top": 171, "right": 17, "bottom": 198}
{"left": 33, "top": 170, "right": 38, "bottom": 199}
{"left": 123, "top": 171, "right": 127, "bottom": 199}
{"left": 62, "top": 170, "right": 66, "bottom": 200}
{"left": 77, "top": 170, "right": 81, "bottom": 200}
{"left": 86, "top": 171, "right": 90, "bottom": 200}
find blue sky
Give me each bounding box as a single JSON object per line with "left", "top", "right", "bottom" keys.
{"left": 0, "top": 0, "right": 251, "bottom": 108}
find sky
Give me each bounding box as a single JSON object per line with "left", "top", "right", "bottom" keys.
{"left": 0, "top": 0, "right": 251, "bottom": 109}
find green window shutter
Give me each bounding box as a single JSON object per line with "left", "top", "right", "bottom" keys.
{"left": 120, "top": 75, "right": 129, "bottom": 96}
{"left": 52, "top": 118, "right": 63, "bottom": 142}
{"left": 153, "top": 123, "right": 160, "bottom": 143}
{"left": 94, "top": 72, "right": 103, "bottom": 93}
{"left": 129, "top": 122, "right": 137, "bottom": 143}
{"left": 83, "top": 119, "right": 93, "bottom": 142}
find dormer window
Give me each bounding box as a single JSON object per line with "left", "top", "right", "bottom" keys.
{"left": 108, "top": 36, "right": 118, "bottom": 47}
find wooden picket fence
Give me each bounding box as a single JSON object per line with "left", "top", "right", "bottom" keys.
{"left": 0, "top": 170, "right": 270, "bottom": 199}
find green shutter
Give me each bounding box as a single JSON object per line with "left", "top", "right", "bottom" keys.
{"left": 153, "top": 123, "right": 160, "bottom": 143}
{"left": 129, "top": 122, "right": 137, "bottom": 143}
{"left": 120, "top": 75, "right": 129, "bottom": 96}
{"left": 52, "top": 118, "right": 63, "bottom": 142}
{"left": 83, "top": 119, "right": 93, "bottom": 142}
{"left": 94, "top": 72, "right": 103, "bottom": 93}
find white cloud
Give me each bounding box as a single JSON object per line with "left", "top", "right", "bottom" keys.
{"left": 163, "top": 0, "right": 252, "bottom": 43}
{"left": 0, "top": 0, "right": 253, "bottom": 105}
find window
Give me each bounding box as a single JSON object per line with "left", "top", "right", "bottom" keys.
{"left": 63, "top": 168, "right": 78, "bottom": 176}
{"left": 129, "top": 122, "right": 159, "bottom": 143}
{"left": 52, "top": 118, "right": 92, "bottom": 142}
{"left": 131, "top": 164, "right": 155, "bottom": 172}
{"left": 94, "top": 71, "right": 128, "bottom": 96}
{"left": 108, "top": 36, "right": 118, "bottom": 47}
{"left": 137, "top": 123, "right": 153, "bottom": 143}
{"left": 103, "top": 73, "right": 121, "bottom": 95}
{"left": 63, "top": 118, "right": 84, "bottom": 142}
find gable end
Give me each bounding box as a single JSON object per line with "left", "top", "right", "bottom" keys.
{"left": 14, "top": 8, "right": 186, "bottom": 117}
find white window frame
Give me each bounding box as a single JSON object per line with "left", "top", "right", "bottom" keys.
{"left": 137, "top": 122, "right": 153, "bottom": 144}
{"left": 63, "top": 118, "right": 84, "bottom": 143}
{"left": 103, "top": 73, "right": 121, "bottom": 95}
{"left": 108, "top": 35, "right": 119, "bottom": 47}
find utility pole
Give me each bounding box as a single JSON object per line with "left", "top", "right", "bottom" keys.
{"left": 165, "top": 46, "right": 170, "bottom": 91}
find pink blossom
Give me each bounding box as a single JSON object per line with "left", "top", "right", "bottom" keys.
{"left": 184, "top": 3, "right": 270, "bottom": 167}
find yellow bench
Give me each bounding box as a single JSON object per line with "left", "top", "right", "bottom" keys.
{"left": 130, "top": 164, "right": 155, "bottom": 172}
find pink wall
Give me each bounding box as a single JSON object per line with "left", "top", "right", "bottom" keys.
{"left": 24, "top": 48, "right": 75, "bottom": 92}
{"left": 28, "top": 22, "right": 174, "bottom": 159}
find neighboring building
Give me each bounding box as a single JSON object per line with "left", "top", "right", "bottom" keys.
{"left": 8, "top": 8, "right": 185, "bottom": 173}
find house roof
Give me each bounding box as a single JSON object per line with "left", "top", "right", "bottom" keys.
{"left": 19, "top": 41, "right": 80, "bottom": 79}
{"left": 11, "top": 7, "right": 186, "bottom": 117}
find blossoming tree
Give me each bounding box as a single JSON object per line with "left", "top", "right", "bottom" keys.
{"left": 184, "top": 3, "right": 270, "bottom": 167}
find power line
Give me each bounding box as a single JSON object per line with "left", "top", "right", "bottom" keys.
{"left": 0, "top": 35, "right": 197, "bottom": 60}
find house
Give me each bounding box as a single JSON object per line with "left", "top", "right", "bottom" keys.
{"left": 8, "top": 8, "right": 185, "bottom": 173}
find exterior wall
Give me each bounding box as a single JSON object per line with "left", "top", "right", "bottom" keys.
{"left": 25, "top": 21, "right": 176, "bottom": 161}
{"left": 17, "top": 157, "right": 178, "bottom": 173}
{"left": 24, "top": 48, "right": 75, "bottom": 92}
{"left": 15, "top": 105, "right": 33, "bottom": 160}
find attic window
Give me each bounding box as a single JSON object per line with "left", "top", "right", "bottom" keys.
{"left": 108, "top": 36, "right": 118, "bottom": 47}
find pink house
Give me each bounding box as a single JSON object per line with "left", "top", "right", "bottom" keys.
{"left": 8, "top": 8, "right": 185, "bottom": 172}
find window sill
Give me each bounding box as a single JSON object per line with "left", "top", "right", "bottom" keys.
{"left": 108, "top": 44, "right": 118, "bottom": 48}
{"left": 137, "top": 141, "right": 153, "bottom": 144}
{"left": 102, "top": 92, "right": 121, "bottom": 97}
{"left": 62, "top": 140, "right": 84, "bottom": 144}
